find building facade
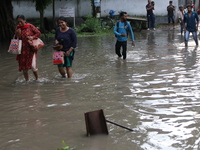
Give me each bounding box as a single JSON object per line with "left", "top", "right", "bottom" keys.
{"left": 12, "top": 0, "right": 193, "bottom": 19}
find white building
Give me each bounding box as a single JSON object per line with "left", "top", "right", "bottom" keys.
{"left": 12, "top": 0, "right": 189, "bottom": 19}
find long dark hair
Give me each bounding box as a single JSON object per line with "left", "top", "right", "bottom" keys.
{"left": 16, "top": 15, "right": 26, "bottom": 20}
{"left": 57, "top": 16, "right": 67, "bottom": 23}
{"left": 57, "top": 16, "right": 69, "bottom": 27}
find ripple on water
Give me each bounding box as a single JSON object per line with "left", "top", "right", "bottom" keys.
{"left": 2, "top": 30, "right": 200, "bottom": 150}
{"left": 14, "top": 73, "right": 90, "bottom": 85}
{"left": 124, "top": 96, "right": 200, "bottom": 149}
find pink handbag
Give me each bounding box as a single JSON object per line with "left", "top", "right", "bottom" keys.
{"left": 53, "top": 51, "right": 64, "bottom": 65}
{"left": 28, "top": 38, "right": 44, "bottom": 52}
{"left": 8, "top": 36, "right": 22, "bottom": 54}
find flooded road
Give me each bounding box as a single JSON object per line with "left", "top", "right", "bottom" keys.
{"left": 0, "top": 28, "right": 200, "bottom": 150}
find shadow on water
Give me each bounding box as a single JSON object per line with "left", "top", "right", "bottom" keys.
{"left": 1, "top": 29, "right": 200, "bottom": 150}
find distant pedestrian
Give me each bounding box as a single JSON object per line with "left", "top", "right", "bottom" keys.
{"left": 189, "top": 0, "right": 195, "bottom": 11}
{"left": 114, "top": 11, "right": 135, "bottom": 59}
{"left": 197, "top": 7, "right": 200, "bottom": 18}
{"left": 151, "top": 1, "right": 156, "bottom": 30}
{"left": 146, "top": 0, "right": 155, "bottom": 30}
{"left": 185, "top": 1, "right": 195, "bottom": 13}
{"left": 167, "top": 1, "right": 175, "bottom": 28}
{"left": 183, "top": 5, "right": 199, "bottom": 47}
{"left": 184, "top": 5, "right": 188, "bottom": 13}
{"left": 177, "top": 5, "right": 184, "bottom": 35}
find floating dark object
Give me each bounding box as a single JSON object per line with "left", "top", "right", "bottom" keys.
{"left": 85, "top": 109, "right": 108, "bottom": 136}
{"left": 52, "top": 44, "right": 63, "bottom": 50}
{"left": 84, "top": 109, "right": 134, "bottom": 136}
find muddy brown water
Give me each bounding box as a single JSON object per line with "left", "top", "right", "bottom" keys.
{"left": 0, "top": 29, "right": 200, "bottom": 150}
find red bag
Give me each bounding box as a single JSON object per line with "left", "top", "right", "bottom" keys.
{"left": 28, "top": 38, "right": 44, "bottom": 52}
{"left": 53, "top": 51, "right": 64, "bottom": 65}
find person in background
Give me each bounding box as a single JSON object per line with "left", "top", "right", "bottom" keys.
{"left": 184, "top": 5, "right": 188, "bottom": 13}
{"left": 167, "top": 1, "right": 175, "bottom": 28}
{"left": 197, "top": 6, "right": 200, "bottom": 18}
{"left": 146, "top": 0, "right": 155, "bottom": 30}
{"left": 114, "top": 11, "right": 135, "bottom": 60}
{"left": 55, "top": 16, "right": 77, "bottom": 78}
{"left": 185, "top": 1, "right": 195, "bottom": 13}
{"left": 15, "top": 15, "right": 41, "bottom": 81}
{"left": 189, "top": 0, "right": 195, "bottom": 11}
{"left": 151, "top": 1, "right": 156, "bottom": 30}
{"left": 177, "top": 5, "right": 185, "bottom": 35}
{"left": 183, "top": 5, "right": 199, "bottom": 47}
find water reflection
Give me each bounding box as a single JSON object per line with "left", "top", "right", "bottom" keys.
{"left": 1, "top": 29, "right": 200, "bottom": 149}
{"left": 167, "top": 30, "right": 175, "bottom": 45}
{"left": 147, "top": 31, "right": 156, "bottom": 46}
{"left": 181, "top": 47, "right": 198, "bottom": 69}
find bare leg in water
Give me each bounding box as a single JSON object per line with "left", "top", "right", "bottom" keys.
{"left": 66, "top": 67, "right": 72, "bottom": 78}
{"left": 23, "top": 70, "right": 29, "bottom": 81}
{"left": 58, "top": 67, "right": 66, "bottom": 78}
{"left": 23, "top": 70, "right": 38, "bottom": 81}
{"left": 33, "top": 71, "right": 38, "bottom": 80}
{"left": 58, "top": 67, "right": 72, "bottom": 78}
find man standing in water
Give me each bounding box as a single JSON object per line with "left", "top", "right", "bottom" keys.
{"left": 151, "top": 1, "right": 156, "bottom": 30}
{"left": 146, "top": 0, "right": 155, "bottom": 30}
{"left": 167, "top": 1, "right": 175, "bottom": 28}
{"left": 114, "top": 11, "right": 135, "bottom": 59}
{"left": 183, "top": 4, "right": 199, "bottom": 47}
{"left": 177, "top": 5, "right": 184, "bottom": 35}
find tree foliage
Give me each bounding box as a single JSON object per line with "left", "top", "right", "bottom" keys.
{"left": 91, "top": 0, "right": 95, "bottom": 17}
{"left": 32, "top": 0, "right": 52, "bottom": 32}
{"left": 33, "top": 0, "right": 52, "bottom": 12}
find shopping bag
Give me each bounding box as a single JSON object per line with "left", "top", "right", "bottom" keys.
{"left": 8, "top": 37, "right": 22, "bottom": 54}
{"left": 28, "top": 38, "right": 44, "bottom": 52}
{"left": 53, "top": 51, "right": 64, "bottom": 65}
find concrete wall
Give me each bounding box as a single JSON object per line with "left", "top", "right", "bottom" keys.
{"left": 12, "top": 0, "right": 190, "bottom": 19}
{"left": 100, "top": 0, "right": 180, "bottom": 17}
{"left": 12, "top": 0, "right": 91, "bottom": 19}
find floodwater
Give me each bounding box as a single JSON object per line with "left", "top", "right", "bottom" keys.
{"left": 1, "top": 28, "right": 200, "bottom": 150}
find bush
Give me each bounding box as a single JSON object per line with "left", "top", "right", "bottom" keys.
{"left": 77, "top": 15, "right": 101, "bottom": 33}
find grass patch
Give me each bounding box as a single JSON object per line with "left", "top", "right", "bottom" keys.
{"left": 39, "top": 15, "right": 114, "bottom": 38}
{"left": 57, "top": 140, "right": 75, "bottom": 150}
{"left": 41, "top": 29, "right": 113, "bottom": 38}
{"left": 77, "top": 30, "right": 113, "bottom": 37}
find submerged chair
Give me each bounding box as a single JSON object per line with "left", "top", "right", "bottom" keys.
{"left": 84, "top": 109, "right": 134, "bottom": 136}
{"left": 84, "top": 109, "right": 109, "bottom": 136}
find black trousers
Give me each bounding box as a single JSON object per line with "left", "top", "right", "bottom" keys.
{"left": 115, "top": 41, "right": 127, "bottom": 59}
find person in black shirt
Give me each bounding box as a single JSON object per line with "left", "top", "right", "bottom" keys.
{"left": 55, "top": 16, "right": 77, "bottom": 78}
{"left": 167, "top": 1, "right": 175, "bottom": 28}
{"left": 146, "top": 0, "right": 155, "bottom": 30}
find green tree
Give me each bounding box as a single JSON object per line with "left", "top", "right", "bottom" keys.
{"left": 33, "top": 0, "right": 52, "bottom": 33}
{"left": 91, "top": 0, "right": 95, "bottom": 17}
{"left": 0, "top": 0, "right": 15, "bottom": 43}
